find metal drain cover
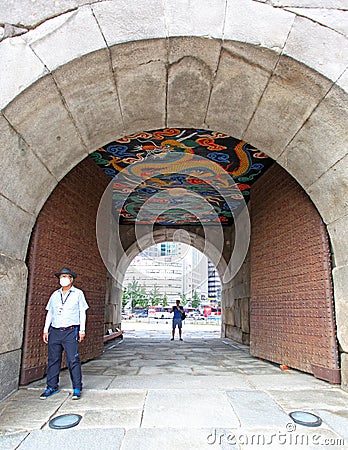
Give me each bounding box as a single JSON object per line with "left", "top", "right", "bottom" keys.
{"left": 49, "top": 413, "right": 82, "bottom": 429}
{"left": 289, "top": 411, "right": 322, "bottom": 427}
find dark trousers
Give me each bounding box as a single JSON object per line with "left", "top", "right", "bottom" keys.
{"left": 47, "top": 326, "right": 82, "bottom": 391}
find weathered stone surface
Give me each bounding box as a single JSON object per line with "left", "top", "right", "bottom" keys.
{"left": 168, "top": 37, "right": 221, "bottom": 76}
{"left": 0, "top": 196, "right": 35, "bottom": 260}
{"left": 271, "top": 0, "right": 347, "bottom": 8}
{"left": 22, "top": 7, "right": 106, "bottom": 71}
{"left": 167, "top": 56, "right": 212, "bottom": 128}
{"left": 115, "top": 60, "right": 166, "bottom": 136}
{"left": 141, "top": 389, "right": 240, "bottom": 428}
{"left": 111, "top": 39, "right": 168, "bottom": 70}
{"left": 206, "top": 46, "right": 276, "bottom": 139}
{"left": 284, "top": 16, "right": 348, "bottom": 81}
{"left": 92, "top": 0, "right": 166, "bottom": 46}
{"left": 4, "top": 75, "right": 88, "bottom": 180}
{"left": 244, "top": 56, "right": 332, "bottom": 159}
{"left": 327, "top": 216, "right": 348, "bottom": 268}
{"left": 288, "top": 8, "right": 348, "bottom": 37}
{"left": 337, "top": 67, "right": 348, "bottom": 93}
{"left": 307, "top": 154, "right": 348, "bottom": 225}
{"left": 224, "top": 0, "right": 295, "bottom": 51}
{"left": 164, "top": 0, "right": 225, "bottom": 38}
{"left": 0, "top": 350, "right": 21, "bottom": 401}
{"left": 0, "top": 0, "right": 98, "bottom": 28}
{"left": 0, "top": 114, "right": 57, "bottom": 214}
{"left": 341, "top": 353, "right": 348, "bottom": 391}
{"left": 278, "top": 80, "right": 348, "bottom": 189}
{"left": 15, "top": 428, "right": 125, "bottom": 450}
{"left": 0, "top": 35, "right": 47, "bottom": 109}
{"left": 0, "top": 257, "right": 27, "bottom": 354}
{"left": 332, "top": 265, "right": 348, "bottom": 352}
{"left": 226, "top": 391, "right": 290, "bottom": 427}
{"left": 53, "top": 49, "right": 123, "bottom": 150}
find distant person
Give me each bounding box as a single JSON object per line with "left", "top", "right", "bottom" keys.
{"left": 171, "top": 300, "right": 184, "bottom": 341}
{"left": 40, "top": 268, "right": 89, "bottom": 400}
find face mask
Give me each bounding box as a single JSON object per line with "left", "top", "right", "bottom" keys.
{"left": 60, "top": 277, "right": 71, "bottom": 287}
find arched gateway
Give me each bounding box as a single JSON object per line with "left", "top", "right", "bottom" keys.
{"left": 0, "top": 0, "right": 347, "bottom": 400}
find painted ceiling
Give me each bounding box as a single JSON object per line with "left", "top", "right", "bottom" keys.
{"left": 90, "top": 128, "right": 273, "bottom": 225}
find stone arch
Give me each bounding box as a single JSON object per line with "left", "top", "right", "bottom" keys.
{"left": 1, "top": 0, "right": 347, "bottom": 399}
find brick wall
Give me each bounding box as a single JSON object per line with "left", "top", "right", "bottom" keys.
{"left": 20, "top": 157, "right": 109, "bottom": 385}
{"left": 250, "top": 164, "right": 340, "bottom": 383}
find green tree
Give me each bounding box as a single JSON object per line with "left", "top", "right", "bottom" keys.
{"left": 162, "top": 294, "right": 168, "bottom": 307}
{"left": 122, "top": 278, "right": 149, "bottom": 310}
{"left": 191, "top": 290, "right": 201, "bottom": 309}
{"left": 149, "top": 284, "right": 162, "bottom": 305}
{"left": 180, "top": 293, "right": 188, "bottom": 306}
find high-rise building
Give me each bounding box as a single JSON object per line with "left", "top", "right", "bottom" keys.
{"left": 123, "top": 242, "right": 208, "bottom": 305}
{"left": 207, "top": 260, "right": 221, "bottom": 302}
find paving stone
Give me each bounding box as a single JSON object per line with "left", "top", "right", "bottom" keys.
{"left": 58, "top": 390, "right": 146, "bottom": 412}
{"left": 122, "top": 428, "right": 240, "bottom": 450}
{"left": 0, "top": 390, "right": 69, "bottom": 431}
{"left": 226, "top": 391, "right": 290, "bottom": 428}
{"left": 315, "top": 409, "right": 348, "bottom": 441}
{"left": 141, "top": 389, "right": 240, "bottom": 428}
{"left": 268, "top": 389, "right": 348, "bottom": 411}
{"left": 17, "top": 428, "right": 125, "bottom": 450}
{"left": 0, "top": 432, "right": 29, "bottom": 449}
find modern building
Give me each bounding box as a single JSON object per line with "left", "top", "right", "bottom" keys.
{"left": 207, "top": 260, "right": 222, "bottom": 302}
{"left": 123, "top": 243, "right": 208, "bottom": 305}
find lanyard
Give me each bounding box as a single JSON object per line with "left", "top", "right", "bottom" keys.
{"left": 59, "top": 290, "right": 72, "bottom": 306}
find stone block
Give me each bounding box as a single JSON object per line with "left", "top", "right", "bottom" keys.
{"left": 0, "top": 349, "right": 21, "bottom": 401}
{"left": 278, "top": 83, "right": 348, "bottom": 189}
{"left": 0, "top": 114, "right": 56, "bottom": 214}
{"left": 4, "top": 75, "right": 88, "bottom": 181}
{"left": 224, "top": 307, "right": 235, "bottom": 326}
{"left": 19, "top": 429, "right": 125, "bottom": 450}
{"left": 141, "top": 389, "right": 239, "bottom": 428}
{"left": 22, "top": 7, "right": 106, "bottom": 71}
{"left": 241, "top": 298, "right": 250, "bottom": 334}
{"left": 0, "top": 0, "right": 92, "bottom": 28}
{"left": 206, "top": 45, "right": 277, "bottom": 140}
{"left": 53, "top": 49, "right": 123, "bottom": 150}
{"left": 164, "top": 0, "right": 225, "bottom": 38}
{"left": 111, "top": 39, "right": 168, "bottom": 70}
{"left": 332, "top": 265, "right": 348, "bottom": 352}
{"left": 288, "top": 8, "right": 348, "bottom": 37}
{"left": 337, "top": 67, "right": 348, "bottom": 92}
{"left": 92, "top": 0, "right": 166, "bottom": 46}
{"left": 167, "top": 56, "right": 212, "bottom": 128}
{"left": 0, "top": 256, "right": 27, "bottom": 354}
{"left": 0, "top": 35, "right": 47, "bottom": 109}
{"left": 284, "top": 16, "right": 348, "bottom": 81}
{"left": 224, "top": 0, "right": 294, "bottom": 51}
{"left": 0, "top": 196, "right": 35, "bottom": 260}
{"left": 168, "top": 37, "right": 221, "bottom": 75}
{"left": 328, "top": 216, "right": 348, "bottom": 268}
{"left": 244, "top": 56, "right": 331, "bottom": 159}
{"left": 307, "top": 154, "right": 348, "bottom": 225}
{"left": 271, "top": 0, "right": 346, "bottom": 6}
{"left": 115, "top": 60, "right": 166, "bottom": 136}
{"left": 341, "top": 352, "right": 348, "bottom": 391}
{"left": 226, "top": 391, "right": 290, "bottom": 428}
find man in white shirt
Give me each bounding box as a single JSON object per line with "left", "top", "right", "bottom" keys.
{"left": 40, "top": 267, "right": 89, "bottom": 400}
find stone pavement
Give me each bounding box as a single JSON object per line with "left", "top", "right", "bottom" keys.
{"left": 1, "top": 323, "right": 348, "bottom": 449}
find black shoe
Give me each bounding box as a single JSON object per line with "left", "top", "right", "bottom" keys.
{"left": 40, "top": 387, "right": 60, "bottom": 399}
{"left": 180, "top": 338, "right": 183, "bottom": 341}
{"left": 170, "top": 338, "right": 174, "bottom": 341}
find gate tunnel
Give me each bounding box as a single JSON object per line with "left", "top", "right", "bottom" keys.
{"left": 1, "top": 2, "right": 347, "bottom": 401}
{"left": 20, "top": 131, "right": 339, "bottom": 388}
